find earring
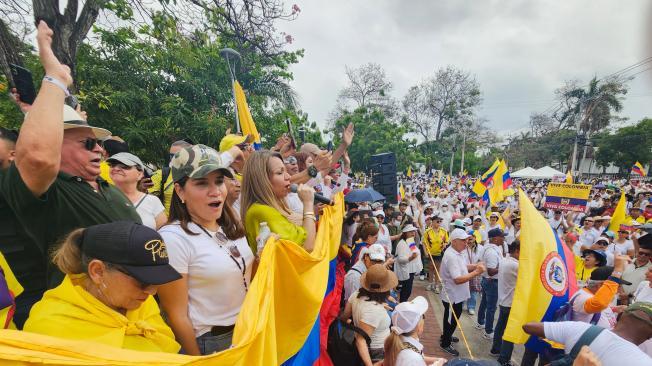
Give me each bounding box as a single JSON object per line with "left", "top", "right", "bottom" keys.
{"left": 181, "top": 199, "right": 185, "bottom": 204}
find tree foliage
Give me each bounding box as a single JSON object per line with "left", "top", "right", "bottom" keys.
{"left": 594, "top": 118, "right": 652, "bottom": 173}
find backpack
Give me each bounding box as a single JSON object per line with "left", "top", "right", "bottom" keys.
{"left": 327, "top": 318, "right": 371, "bottom": 366}
{"left": 157, "top": 167, "right": 171, "bottom": 204}
{"left": 553, "top": 292, "right": 601, "bottom": 325}
{"left": 548, "top": 325, "right": 605, "bottom": 366}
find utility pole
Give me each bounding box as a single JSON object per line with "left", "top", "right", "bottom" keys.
{"left": 570, "top": 99, "right": 583, "bottom": 177}
{"left": 219, "top": 48, "right": 242, "bottom": 133}
{"left": 459, "top": 134, "right": 467, "bottom": 175}
{"left": 449, "top": 136, "right": 456, "bottom": 177}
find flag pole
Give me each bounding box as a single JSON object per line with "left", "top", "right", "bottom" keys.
{"left": 220, "top": 48, "right": 242, "bottom": 133}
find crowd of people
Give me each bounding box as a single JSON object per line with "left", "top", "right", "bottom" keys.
{"left": 0, "top": 21, "right": 651, "bottom": 366}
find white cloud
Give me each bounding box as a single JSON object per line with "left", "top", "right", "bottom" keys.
{"left": 280, "top": 0, "right": 652, "bottom": 132}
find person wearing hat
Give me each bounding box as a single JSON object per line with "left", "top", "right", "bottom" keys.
{"left": 477, "top": 228, "right": 505, "bottom": 339}
{"left": 523, "top": 302, "right": 652, "bottom": 366}
{"left": 571, "top": 256, "right": 632, "bottom": 330}
{"left": 439, "top": 228, "right": 486, "bottom": 356}
{"left": 626, "top": 236, "right": 652, "bottom": 303}
{"left": 157, "top": 144, "right": 254, "bottom": 355}
{"left": 575, "top": 240, "right": 608, "bottom": 287}
{"left": 612, "top": 226, "right": 635, "bottom": 257}
{"left": 548, "top": 210, "right": 569, "bottom": 237}
{"left": 576, "top": 216, "right": 600, "bottom": 255}
{"left": 350, "top": 220, "right": 381, "bottom": 266}
{"left": 470, "top": 215, "right": 488, "bottom": 245}
{"left": 395, "top": 224, "right": 422, "bottom": 302}
{"left": 0, "top": 22, "right": 143, "bottom": 325}
{"left": 373, "top": 210, "right": 393, "bottom": 254}
{"left": 98, "top": 135, "right": 129, "bottom": 185}
{"left": 383, "top": 296, "right": 445, "bottom": 366}
{"left": 343, "top": 244, "right": 389, "bottom": 302}
{"left": 422, "top": 215, "right": 449, "bottom": 293}
{"left": 149, "top": 140, "right": 192, "bottom": 215}
{"left": 340, "top": 264, "right": 397, "bottom": 365}
{"left": 398, "top": 200, "right": 415, "bottom": 227}
{"left": 108, "top": 152, "right": 167, "bottom": 229}
{"left": 23, "top": 222, "right": 181, "bottom": 352}
{"left": 626, "top": 206, "right": 646, "bottom": 225}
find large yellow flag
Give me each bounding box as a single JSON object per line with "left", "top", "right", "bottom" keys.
{"left": 565, "top": 172, "right": 573, "bottom": 184}
{"left": 489, "top": 159, "right": 506, "bottom": 204}
{"left": 608, "top": 192, "right": 627, "bottom": 233}
{"left": 234, "top": 80, "right": 262, "bottom": 149}
{"left": 407, "top": 167, "right": 412, "bottom": 177}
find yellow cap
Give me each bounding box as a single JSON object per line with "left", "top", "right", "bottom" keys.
{"left": 219, "top": 134, "right": 252, "bottom": 152}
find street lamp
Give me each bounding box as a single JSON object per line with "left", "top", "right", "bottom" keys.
{"left": 219, "top": 48, "right": 242, "bottom": 133}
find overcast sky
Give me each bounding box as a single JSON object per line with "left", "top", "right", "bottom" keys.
{"left": 279, "top": 0, "right": 652, "bottom": 137}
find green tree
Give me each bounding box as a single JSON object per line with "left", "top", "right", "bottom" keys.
{"left": 594, "top": 118, "right": 652, "bottom": 174}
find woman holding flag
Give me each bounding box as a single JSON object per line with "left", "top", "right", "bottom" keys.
{"left": 394, "top": 224, "right": 422, "bottom": 302}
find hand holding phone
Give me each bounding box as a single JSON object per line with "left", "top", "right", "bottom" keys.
{"left": 9, "top": 64, "right": 36, "bottom": 105}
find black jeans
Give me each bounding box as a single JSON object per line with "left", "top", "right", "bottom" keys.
{"left": 441, "top": 300, "right": 464, "bottom": 348}
{"left": 399, "top": 272, "right": 415, "bottom": 302}
{"left": 492, "top": 306, "right": 514, "bottom": 364}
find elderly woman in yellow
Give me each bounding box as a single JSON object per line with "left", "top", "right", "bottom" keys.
{"left": 23, "top": 221, "right": 182, "bottom": 353}
{"left": 241, "top": 151, "right": 317, "bottom": 253}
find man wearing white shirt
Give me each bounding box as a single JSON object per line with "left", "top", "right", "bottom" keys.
{"left": 439, "top": 229, "right": 485, "bottom": 356}
{"left": 576, "top": 217, "right": 598, "bottom": 255}
{"left": 491, "top": 241, "right": 520, "bottom": 365}
{"left": 477, "top": 228, "right": 504, "bottom": 339}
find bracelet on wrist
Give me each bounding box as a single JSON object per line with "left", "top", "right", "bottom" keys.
{"left": 43, "top": 75, "right": 71, "bottom": 96}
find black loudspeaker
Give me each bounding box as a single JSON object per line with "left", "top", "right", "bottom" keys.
{"left": 370, "top": 152, "right": 398, "bottom": 204}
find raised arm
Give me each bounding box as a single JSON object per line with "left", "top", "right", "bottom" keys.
{"left": 15, "top": 21, "right": 72, "bottom": 196}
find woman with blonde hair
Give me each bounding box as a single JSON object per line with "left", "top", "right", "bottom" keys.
{"left": 383, "top": 296, "right": 444, "bottom": 366}
{"left": 23, "top": 222, "right": 181, "bottom": 353}
{"left": 241, "top": 150, "right": 317, "bottom": 253}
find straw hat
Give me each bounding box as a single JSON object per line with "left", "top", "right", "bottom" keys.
{"left": 360, "top": 264, "right": 398, "bottom": 293}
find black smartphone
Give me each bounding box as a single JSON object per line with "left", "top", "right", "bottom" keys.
{"left": 327, "top": 140, "right": 333, "bottom": 152}
{"left": 65, "top": 95, "right": 79, "bottom": 110}
{"left": 9, "top": 64, "right": 36, "bottom": 105}
{"left": 285, "top": 118, "right": 297, "bottom": 149}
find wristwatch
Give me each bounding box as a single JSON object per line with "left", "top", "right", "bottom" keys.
{"left": 307, "top": 165, "right": 318, "bottom": 178}
{"left": 612, "top": 271, "right": 623, "bottom": 277}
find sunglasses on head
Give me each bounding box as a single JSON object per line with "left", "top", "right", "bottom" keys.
{"left": 80, "top": 138, "right": 102, "bottom": 151}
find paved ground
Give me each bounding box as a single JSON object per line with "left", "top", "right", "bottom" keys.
{"left": 412, "top": 277, "right": 525, "bottom": 365}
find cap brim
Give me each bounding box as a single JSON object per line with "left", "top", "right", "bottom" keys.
{"left": 63, "top": 123, "right": 111, "bottom": 139}
{"left": 188, "top": 165, "right": 234, "bottom": 180}
{"left": 121, "top": 263, "right": 182, "bottom": 285}
{"left": 610, "top": 277, "right": 633, "bottom": 286}
{"left": 106, "top": 157, "right": 139, "bottom": 167}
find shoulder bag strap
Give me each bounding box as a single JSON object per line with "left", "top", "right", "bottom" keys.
{"left": 568, "top": 325, "right": 605, "bottom": 360}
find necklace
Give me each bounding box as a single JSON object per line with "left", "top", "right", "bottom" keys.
{"left": 195, "top": 223, "right": 248, "bottom": 293}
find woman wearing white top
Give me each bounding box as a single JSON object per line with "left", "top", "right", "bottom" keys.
{"left": 383, "top": 296, "right": 445, "bottom": 366}
{"left": 108, "top": 152, "right": 166, "bottom": 229}
{"left": 633, "top": 267, "right": 652, "bottom": 302}
{"left": 373, "top": 210, "right": 392, "bottom": 255}
{"left": 395, "top": 225, "right": 422, "bottom": 302}
{"left": 612, "top": 229, "right": 635, "bottom": 257}
{"left": 157, "top": 145, "right": 253, "bottom": 355}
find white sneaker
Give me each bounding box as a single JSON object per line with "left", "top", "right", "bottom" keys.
{"left": 419, "top": 274, "right": 426, "bottom": 281}
{"left": 468, "top": 309, "right": 475, "bottom": 315}
{"left": 483, "top": 331, "right": 494, "bottom": 340}
{"left": 474, "top": 322, "right": 485, "bottom": 330}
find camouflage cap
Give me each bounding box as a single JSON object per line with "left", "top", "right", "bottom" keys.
{"left": 171, "top": 144, "right": 233, "bottom": 182}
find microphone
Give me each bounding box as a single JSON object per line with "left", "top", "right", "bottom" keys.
{"left": 290, "top": 184, "right": 334, "bottom": 206}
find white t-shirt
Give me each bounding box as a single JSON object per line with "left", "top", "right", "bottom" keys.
{"left": 498, "top": 257, "right": 519, "bottom": 307}
{"left": 343, "top": 261, "right": 367, "bottom": 302}
{"left": 376, "top": 224, "right": 392, "bottom": 254}
{"left": 611, "top": 240, "right": 634, "bottom": 256}
{"left": 633, "top": 281, "right": 652, "bottom": 302}
{"left": 134, "top": 194, "right": 165, "bottom": 229}
{"left": 286, "top": 192, "right": 304, "bottom": 216}
{"left": 349, "top": 291, "right": 391, "bottom": 349}
{"left": 572, "top": 289, "right": 618, "bottom": 330}
{"left": 440, "top": 247, "right": 470, "bottom": 304}
{"left": 394, "top": 336, "right": 426, "bottom": 366}
{"left": 543, "top": 321, "right": 652, "bottom": 366}
{"left": 160, "top": 222, "right": 254, "bottom": 337}
{"left": 481, "top": 245, "right": 502, "bottom": 279}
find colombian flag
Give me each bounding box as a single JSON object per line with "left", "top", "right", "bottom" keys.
{"left": 471, "top": 159, "right": 501, "bottom": 205}
{"left": 234, "top": 80, "right": 262, "bottom": 150}
{"left": 503, "top": 190, "right": 578, "bottom": 352}
{"left": 632, "top": 161, "right": 646, "bottom": 177}
{"left": 501, "top": 160, "right": 512, "bottom": 190}
{"left": 0, "top": 196, "right": 346, "bottom": 365}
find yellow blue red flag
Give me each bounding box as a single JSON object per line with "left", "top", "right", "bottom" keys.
{"left": 471, "top": 159, "right": 501, "bottom": 205}
{"left": 234, "top": 80, "right": 262, "bottom": 150}
{"left": 503, "top": 190, "right": 578, "bottom": 351}
{"left": 632, "top": 161, "right": 646, "bottom": 177}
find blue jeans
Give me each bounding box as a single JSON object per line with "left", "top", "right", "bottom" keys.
{"left": 466, "top": 290, "right": 479, "bottom": 311}
{"left": 492, "top": 306, "right": 514, "bottom": 364}
{"left": 477, "top": 277, "right": 498, "bottom": 333}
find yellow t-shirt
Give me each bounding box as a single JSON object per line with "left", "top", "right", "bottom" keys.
{"left": 625, "top": 215, "right": 645, "bottom": 225}
{"left": 0, "top": 252, "right": 23, "bottom": 329}
{"left": 244, "top": 203, "right": 307, "bottom": 253}
{"left": 99, "top": 161, "right": 114, "bottom": 184}
{"left": 423, "top": 227, "right": 449, "bottom": 256}
{"left": 574, "top": 255, "right": 596, "bottom": 284}
{"left": 148, "top": 169, "right": 174, "bottom": 215}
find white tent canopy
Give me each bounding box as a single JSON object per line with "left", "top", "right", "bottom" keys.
{"left": 511, "top": 167, "right": 537, "bottom": 178}
{"left": 529, "top": 166, "right": 565, "bottom": 179}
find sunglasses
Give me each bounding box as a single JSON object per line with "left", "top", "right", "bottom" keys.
{"left": 109, "top": 162, "right": 136, "bottom": 171}
{"left": 80, "top": 138, "right": 102, "bottom": 151}
{"left": 284, "top": 157, "right": 298, "bottom": 164}
{"left": 596, "top": 241, "right": 609, "bottom": 246}
{"left": 236, "top": 143, "right": 252, "bottom": 151}
{"left": 638, "top": 251, "right": 652, "bottom": 257}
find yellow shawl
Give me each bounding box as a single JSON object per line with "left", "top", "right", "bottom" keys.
{"left": 23, "top": 275, "right": 179, "bottom": 353}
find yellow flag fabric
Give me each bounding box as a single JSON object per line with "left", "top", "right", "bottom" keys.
{"left": 399, "top": 183, "right": 406, "bottom": 201}
{"left": 234, "top": 80, "right": 261, "bottom": 146}
{"left": 608, "top": 192, "right": 627, "bottom": 233}
{"left": 0, "top": 194, "right": 345, "bottom": 366}
{"left": 23, "top": 275, "right": 180, "bottom": 353}
{"left": 407, "top": 167, "right": 412, "bottom": 177}
{"left": 99, "top": 161, "right": 115, "bottom": 185}
{"left": 0, "top": 252, "right": 23, "bottom": 329}
{"left": 565, "top": 172, "right": 573, "bottom": 184}
{"left": 489, "top": 159, "right": 506, "bottom": 204}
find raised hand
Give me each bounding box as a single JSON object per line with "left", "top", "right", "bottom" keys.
{"left": 36, "top": 21, "right": 72, "bottom": 87}
{"left": 342, "top": 122, "right": 354, "bottom": 147}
